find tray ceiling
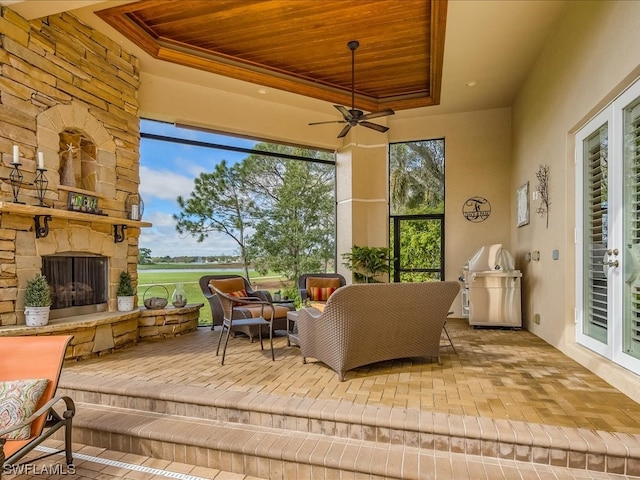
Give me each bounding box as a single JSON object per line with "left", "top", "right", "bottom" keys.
{"left": 96, "top": 0, "right": 447, "bottom": 113}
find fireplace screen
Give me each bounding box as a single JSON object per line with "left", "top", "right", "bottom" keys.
{"left": 43, "top": 255, "right": 108, "bottom": 310}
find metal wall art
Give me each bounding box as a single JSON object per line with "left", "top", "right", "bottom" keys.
{"left": 535, "top": 164, "right": 550, "bottom": 228}
{"left": 462, "top": 196, "right": 491, "bottom": 222}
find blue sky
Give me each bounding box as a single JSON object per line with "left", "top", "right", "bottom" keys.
{"left": 138, "top": 120, "right": 257, "bottom": 258}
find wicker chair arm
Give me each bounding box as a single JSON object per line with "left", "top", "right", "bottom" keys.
{"left": 252, "top": 290, "right": 273, "bottom": 303}
{"left": 0, "top": 395, "right": 75, "bottom": 438}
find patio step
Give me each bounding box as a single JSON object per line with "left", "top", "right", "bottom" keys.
{"left": 58, "top": 371, "right": 640, "bottom": 478}
{"left": 68, "top": 402, "right": 443, "bottom": 479}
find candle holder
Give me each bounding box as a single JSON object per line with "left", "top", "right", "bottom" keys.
{"left": 34, "top": 168, "right": 49, "bottom": 207}
{"left": 9, "top": 162, "right": 24, "bottom": 204}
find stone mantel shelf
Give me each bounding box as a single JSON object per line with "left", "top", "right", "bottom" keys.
{"left": 0, "top": 201, "right": 152, "bottom": 228}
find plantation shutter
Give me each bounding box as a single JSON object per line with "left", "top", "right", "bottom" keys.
{"left": 583, "top": 124, "right": 609, "bottom": 343}
{"left": 623, "top": 99, "right": 640, "bottom": 358}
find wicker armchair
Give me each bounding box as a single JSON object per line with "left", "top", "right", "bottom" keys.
{"left": 297, "top": 273, "right": 346, "bottom": 303}
{"left": 296, "top": 281, "right": 460, "bottom": 381}
{"left": 199, "top": 275, "right": 292, "bottom": 341}
{"left": 210, "top": 285, "right": 275, "bottom": 364}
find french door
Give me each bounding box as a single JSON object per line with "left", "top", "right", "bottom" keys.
{"left": 576, "top": 78, "right": 640, "bottom": 373}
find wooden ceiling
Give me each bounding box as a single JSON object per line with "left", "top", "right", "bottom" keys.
{"left": 96, "top": 0, "right": 447, "bottom": 113}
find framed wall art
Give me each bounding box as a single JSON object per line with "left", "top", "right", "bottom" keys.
{"left": 517, "top": 182, "right": 529, "bottom": 227}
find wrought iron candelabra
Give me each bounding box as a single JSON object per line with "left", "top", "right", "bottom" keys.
{"left": 9, "top": 162, "right": 24, "bottom": 203}
{"left": 34, "top": 167, "right": 49, "bottom": 207}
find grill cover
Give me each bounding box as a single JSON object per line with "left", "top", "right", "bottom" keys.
{"left": 467, "top": 244, "right": 515, "bottom": 272}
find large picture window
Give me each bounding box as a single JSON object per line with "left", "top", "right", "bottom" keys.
{"left": 139, "top": 120, "right": 336, "bottom": 280}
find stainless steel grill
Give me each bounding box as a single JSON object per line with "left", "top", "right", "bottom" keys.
{"left": 460, "top": 244, "right": 522, "bottom": 328}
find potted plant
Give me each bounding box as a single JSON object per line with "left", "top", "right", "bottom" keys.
{"left": 341, "top": 245, "right": 394, "bottom": 283}
{"left": 117, "top": 270, "right": 135, "bottom": 311}
{"left": 273, "top": 290, "right": 281, "bottom": 302}
{"left": 24, "top": 274, "right": 52, "bottom": 326}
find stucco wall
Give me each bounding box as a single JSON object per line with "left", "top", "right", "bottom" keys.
{"left": 512, "top": 0, "right": 640, "bottom": 399}
{"left": 391, "top": 108, "right": 513, "bottom": 310}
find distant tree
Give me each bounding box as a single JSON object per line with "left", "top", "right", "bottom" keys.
{"left": 174, "top": 160, "right": 254, "bottom": 279}
{"left": 138, "top": 247, "right": 152, "bottom": 265}
{"left": 240, "top": 144, "right": 335, "bottom": 281}
{"left": 390, "top": 140, "right": 444, "bottom": 214}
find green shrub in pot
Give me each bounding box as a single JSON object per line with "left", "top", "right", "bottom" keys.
{"left": 24, "top": 274, "right": 52, "bottom": 326}
{"left": 117, "top": 271, "right": 136, "bottom": 311}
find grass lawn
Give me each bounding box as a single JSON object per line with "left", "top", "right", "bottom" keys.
{"left": 137, "top": 267, "right": 289, "bottom": 325}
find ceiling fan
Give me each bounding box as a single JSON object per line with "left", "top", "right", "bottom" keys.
{"left": 309, "top": 40, "right": 395, "bottom": 138}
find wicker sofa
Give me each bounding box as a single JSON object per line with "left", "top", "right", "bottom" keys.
{"left": 296, "top": 281, "right": 460, "bottom": 381}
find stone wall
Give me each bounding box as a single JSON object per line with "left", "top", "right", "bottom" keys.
{"left": 0, "top": 8, "right": 141, "bottom": 325}
{"left": 0, "top": 304, "right": 203, "bottom": 361}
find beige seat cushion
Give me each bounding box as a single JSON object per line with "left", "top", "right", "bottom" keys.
{"left": 242, "top": 304, "right": 291, "bottom": 320}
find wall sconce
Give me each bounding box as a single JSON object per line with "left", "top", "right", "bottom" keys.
{"left": 125, "top": 193, "right": 144, "bottom": 221}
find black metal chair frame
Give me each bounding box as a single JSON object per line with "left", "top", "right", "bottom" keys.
{"left": 211, "top": 285, "right": 276, "bottom": 365}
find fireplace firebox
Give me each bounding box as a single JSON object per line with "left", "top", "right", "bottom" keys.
{"left": 42, "top": 255, "right": 108, "bottom": 318}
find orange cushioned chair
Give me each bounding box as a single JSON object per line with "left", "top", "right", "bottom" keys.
{"left": 297, "top": 273, "right": 346, "bottom": 305}
{"left": 199, "top": 275, "right": 292, "bottom": 341}
{"left": 210, "top": 285, "right": 275, "bottom": 365}
{"left": 0, "top": 335, "right": 75, "bottom": 474}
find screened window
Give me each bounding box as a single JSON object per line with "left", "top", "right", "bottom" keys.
{"left": 389, "top": 139, "right": 445, "bottom": 282}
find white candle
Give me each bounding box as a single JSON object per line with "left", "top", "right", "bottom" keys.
{"left": 38, "top": 152, "right": 44, "bottom": 169}
{"left": 131, "top": 204, "right": 139, "bottom": 220}
{"left": 12, "top": 145, "right": 19, "bottom": 164}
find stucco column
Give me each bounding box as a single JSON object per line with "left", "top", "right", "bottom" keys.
{"left": 335, "top": 129, "right": 389, "bottom": 282}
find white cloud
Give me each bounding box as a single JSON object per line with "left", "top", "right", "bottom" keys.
{"left": 146, "top": 211, "right": 176, "bottom": 227}
{"left": 139, "top": 165, "right": 195, "bottom": 201}
{"left": 139, "top": 214, "right": 239, "bottom": 257}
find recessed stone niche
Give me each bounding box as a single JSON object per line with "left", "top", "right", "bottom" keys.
{"left": 59, "top": 130, "right": 98, "bottom": 193}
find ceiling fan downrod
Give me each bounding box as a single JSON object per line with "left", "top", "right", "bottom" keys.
{"left": 348, "top": 40, "right": 359, "bottom": 113}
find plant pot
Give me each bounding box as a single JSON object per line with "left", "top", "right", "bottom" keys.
{"left": 117, "top": 295, "right": 135, "bottom": 312}
{"left": 24, "top": 306, "right": 50, "bottom": 327}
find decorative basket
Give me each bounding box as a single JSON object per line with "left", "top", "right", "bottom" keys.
{"left": 143, "top": 285, "right": 169, "bottom": 310}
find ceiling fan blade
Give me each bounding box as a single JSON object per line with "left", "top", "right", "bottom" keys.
{"left": 309, "top": 120, "right": 347, "bottom": 126}
{"left": 337, "top": 124, "right": 352, "bottom": 138}
{"left": 360, "top": 108, "right": 395, "bottom": 121}
{"left": 334, "top": 105, "right": 353, "bottom": 120}
{"left": 359, "top": 121, "right": 389, "bottom": 133}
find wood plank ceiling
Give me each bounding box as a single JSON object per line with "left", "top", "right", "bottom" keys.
{"left": 96, "top": 0, "right": 447, "bottom": 113}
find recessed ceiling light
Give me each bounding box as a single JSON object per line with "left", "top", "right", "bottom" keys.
{"left": 465, "top": 80, "right": 478, "bottom": 87}
{"left": 258, "top": 88, "right": 268, "bottom": 95}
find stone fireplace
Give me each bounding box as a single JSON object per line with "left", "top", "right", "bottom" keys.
{"left": 0, "top": 10, "right": 144, "bottom": 327}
